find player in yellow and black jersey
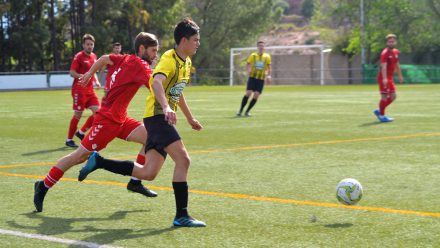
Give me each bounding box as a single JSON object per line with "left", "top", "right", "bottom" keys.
{"left": 237, "top": 41, "right": 272, "bottom": 117}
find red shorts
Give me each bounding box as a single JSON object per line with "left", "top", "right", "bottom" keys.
{"left": 378, "top": 78, "right": 396, "bottom": 94}
{"left": 80, "top": 116, "right": 143, "bottom": 151}
{"left": 72, "top": 90, "right": 100, "bottom": 111}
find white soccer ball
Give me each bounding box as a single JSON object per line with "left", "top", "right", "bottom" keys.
{"left": 336, "top": 178, "right": 363, "bottom": 205}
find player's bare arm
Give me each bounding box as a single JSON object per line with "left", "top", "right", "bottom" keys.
{"left": 247, "top": 63, "right": 252, "bottom": 75}
{"left": 178, "top": 93, "right": 203, "bottom": 131}
{"left": 151, "top": 74, "right": 176, "bottom": 125}
{"left": 396, "top": 62, "right": 404, "bottom": 84}
{"left": 69, "top": 70, "right": 82, "bottom": 80}
{"left": 381, "top": 62, "right": 388, "bottom": 87}
{"left": 266, "top": 64, "right": 272, "bottom": 84}
{"left": 79, "top": 55, "right": 113, "bottom": 87}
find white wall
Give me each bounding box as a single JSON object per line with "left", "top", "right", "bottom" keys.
{"left": 0, "top": 74, "right": 47, "bottom": 90}
{"left": 0, "top": 73, "right": 73, "bottom": 90}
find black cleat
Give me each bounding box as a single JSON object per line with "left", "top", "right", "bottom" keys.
{"left": 65, "top": 140, "right": 78, "bottom": 148}
{"left": 75, "top": 131, "right": 85, "bottom": 140}
{"left": 34, "top": 181, "right": 48, "bottom": 212}
{"left": 127, "top": 180, "right": 158, "bottom": 197}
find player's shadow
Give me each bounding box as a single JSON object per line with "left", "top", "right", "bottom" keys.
{"left": 22, "top": 146, "right": 73, "bottom": 156}
{"left": 323, "top": 223, "right": 353, "bottom": 228}
{"left": 358, "top": 121, "right": 382, "bottom": 127}
{"left": 8, "top": 210, "right": 177, "bottom": 246}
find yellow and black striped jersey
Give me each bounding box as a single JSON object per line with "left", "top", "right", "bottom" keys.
{"left": 144, "top": 49, "right": 192, "bottom": 118}
{"left": 247, "top": 52, "right": 271, "bottom": 80}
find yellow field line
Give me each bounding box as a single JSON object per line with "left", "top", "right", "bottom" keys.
{"left": 0, "top": 171, "right": 439, "bottom": 218}
{"left": 1, "top": 132, "right": 439, "bottom": 169}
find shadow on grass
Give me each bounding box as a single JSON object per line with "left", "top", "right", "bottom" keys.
{"left": 323, "top": 223, "right": 353, "bottom": 228}
{"left": 358, "top": 121, "right": 382, "bottom": 127}
{"left": 22, "top": 146, "right": 74, "bottom": 156}
{"left": 7, "top": 210, "right": 177, "bottom": 245}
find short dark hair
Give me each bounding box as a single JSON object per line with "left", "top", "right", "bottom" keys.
{"left": 174, "top": 18, "right": 200, "bottom": 45}
{"left": 113, "top": 42, "right": 121, "bottom": 47}
{"left": 257, "top": 41, "right": 265, "bottom": 45}
{"left": 82, "top": 33, "right": 95, "bottom": 44}
{"left": 134, "top": 32, "right": 158, "bottom": 55}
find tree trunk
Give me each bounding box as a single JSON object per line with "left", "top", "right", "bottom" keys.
{"left": 49, "top": 0, "right": 59, "bottom": 70}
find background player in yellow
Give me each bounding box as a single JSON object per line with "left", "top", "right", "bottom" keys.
{"left": 237, "top": 40, "right": 272, "bottom": 117}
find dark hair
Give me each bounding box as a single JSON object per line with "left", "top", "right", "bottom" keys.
{"left": 174, "top": 18, "right": 200, "bottom": 45}
{"left": 134, "top": 32, "right": 158, "bottom": 55}
{"left": 257, "top": 41, "right": 265, "bottom": 45}
{"left": 113, "top": 42, "right": 121, "bottom": 47}
{"left": 82, "top": 33, "right": 95, "bottom": 44}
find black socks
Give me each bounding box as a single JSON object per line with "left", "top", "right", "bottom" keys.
{"left": 173, "top": 182, "right": 189, "bottom": 218}
{"left": 246, "top": 98, "right": 257, "bottom": 113}
{"left": 239, "top": 96, "right": 249, "bottom": 113}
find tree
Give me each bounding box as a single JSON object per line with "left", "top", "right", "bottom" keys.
{"left": 186, "top": 0, "right": 282, "bottom": 84}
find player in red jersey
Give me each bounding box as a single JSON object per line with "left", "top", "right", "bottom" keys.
{"left": 33, "top": 32, "right": 159, "bottom": 212}
{"left": 67, "top": 34, "right": 101, "bottom": 147}
{"left": 97, "top": 42, "right": 123, "bottom": 96}
{"left": 373, "top": 34, "right": 404, "bottom": 122}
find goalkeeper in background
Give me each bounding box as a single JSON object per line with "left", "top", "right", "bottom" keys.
{"left": 237, "top": 40, "right": 272, "bottom": 117}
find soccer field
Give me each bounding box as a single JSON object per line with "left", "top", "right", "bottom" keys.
{"left": 0, "top": 85, "right": 439, "bottom": 247}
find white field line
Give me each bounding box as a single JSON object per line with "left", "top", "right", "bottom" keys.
{"left": 0, "top": 228, "right": 123, "bottom": 248}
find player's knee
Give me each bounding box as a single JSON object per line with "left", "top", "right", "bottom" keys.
{"left": 177, "top": 155, "right": 191, "bottom": 169}
{"left": 140, "top": 171, "right": 157, "bottom": 181}
{"left": 74, "top": 112, "right": 83, "bottom": 119}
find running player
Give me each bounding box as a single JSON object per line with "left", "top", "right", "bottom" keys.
{"left": 237, "top": 40, "right": 272, "bottom": 117}
{"left": 373, "top": 34, "right": 404, "bottom": 122}
{"left": 78, "top": 19, "right": 206, "bottom": 227}
{"left": 67, "top": 34, "right": 100, "bottom": 147}
{"left": 33, "top": 32, "right": 159, "bottom": 212}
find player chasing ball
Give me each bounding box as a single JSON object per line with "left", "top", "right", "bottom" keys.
{"left": 237, "top": 40, "right": 272, "bottom": 117}
{"left": 374, "top": 34, "right": 404, "bottom": 122}
{"left": 77, "top": 18, "right": 206, "bottom": 227}
{"left": 33, "top": 32, "right": 160, "bottom": 213}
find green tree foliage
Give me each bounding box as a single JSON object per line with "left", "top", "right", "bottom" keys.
{"left": 1, "top": 0, "right": 279, "bottom": 73}
{"left": 185, "top": 0, "right": 282, "bottom": 84}
{"left": 312, "top": 0, "right": 440, "bottom": 64}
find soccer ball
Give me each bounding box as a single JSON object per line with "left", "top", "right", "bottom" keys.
{"left": 336, "top": 178, "right": 363, "bottom": 205}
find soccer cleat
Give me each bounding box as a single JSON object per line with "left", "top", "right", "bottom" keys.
{"left": 379, "top": 116, "right": 394, "bottom": 122}
{"left": 34, "top": 180, "right": 48, "bottom": 212}
{"left": 244, "top": 112, "right": 252, "bottom": 117}
{"left": 373, "top": 109, "right": 381, "bottom": 120}
{"left": 127, "top": 180, "right": 158, "bottom": 197}
{"left": 75, "top": 131, "right": 85, "bottom": 141}
{"left": 65, "top": 140, "right": 78, "bottom": 148}
{"left": 236, "top": 112, "right": 242, "bottom": 117}
{"left": 173, "top": 216, "right": 206, "bottom": 227}
{"left": 78, "top": 151, "right": 100, "bottom": 181}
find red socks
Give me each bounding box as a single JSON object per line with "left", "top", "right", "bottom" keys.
{"left": 136, "top": 154, "right": 146, "bottom": 165}
{"left": 43, "top": 166, "right": 64, "bottom": 188}
{"left": 67, "top": 116, "right": 80, "bottom": 139}
{"left": 379, "top": 98, "right": 393, "bottom": 116}
{"left": 80, "top": 115, "right": 94, "bottom": 133}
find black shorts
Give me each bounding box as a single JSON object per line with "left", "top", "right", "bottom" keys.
{"left": 143, "top": 115, "right": 181, "bottom": 159}
{"left": 246, "top": 77, "right": 265, "bottom": 93}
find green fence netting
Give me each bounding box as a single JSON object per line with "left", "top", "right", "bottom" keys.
{"left": 362, "top": 64, "right": 440, "bottom": 84}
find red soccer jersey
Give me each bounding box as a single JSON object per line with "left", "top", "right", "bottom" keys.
{"left": 70, "top": 51, "right": 97, "bottom": 92}
{"left": 378, "top": 48, "right": 399, "bottom": 80}
{"left": 97, "top": 54, "right": 152, "bottom": 124}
